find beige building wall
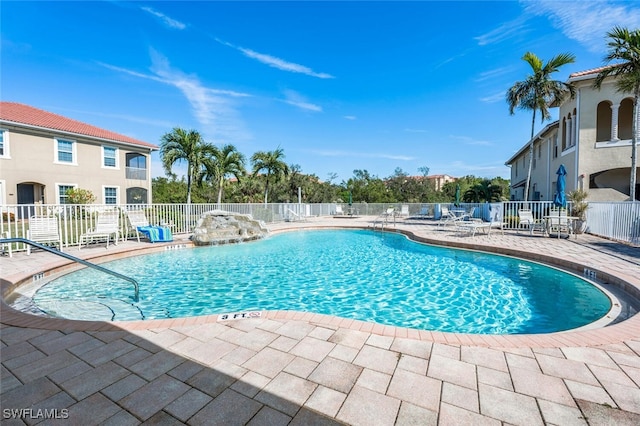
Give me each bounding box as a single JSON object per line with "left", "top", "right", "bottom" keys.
{"left": 0, "top": 124, "right": 153, "bottom": 206}
{"left": 564, "top": 78, "right": 637, "bottom": 199}
{"left": 507, "top": 71, "right": 637, "bottom": 202}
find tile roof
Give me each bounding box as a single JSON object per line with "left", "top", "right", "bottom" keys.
{"left": 0, "top": 102, "right": 158, "bottom": 149}
{"left": 569, "top": 64, "right": 619, "bottom": 79}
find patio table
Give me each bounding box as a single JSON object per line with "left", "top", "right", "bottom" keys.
{"left": 543, "top": 215, "right": 580, "bottom": 238}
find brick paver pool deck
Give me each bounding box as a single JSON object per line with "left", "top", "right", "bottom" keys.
{"left": 1, "top": 216, "right": 639, "bottom": 425}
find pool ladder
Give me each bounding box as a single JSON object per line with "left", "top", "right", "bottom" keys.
{"left": 0, "top": 237, "right": 139, "bottom": 302}
{"left": 371, "top": 211, "right": 395, "bottom": 231}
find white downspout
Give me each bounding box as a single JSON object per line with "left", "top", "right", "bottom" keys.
{"left": 574, "top": 88, "right": 581, "bottom": 190}
{"left": 547, "top": 134, "right": 551, "bottom": 200}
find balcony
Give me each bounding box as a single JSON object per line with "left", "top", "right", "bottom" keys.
{"left": 126, "top": 166, "right": 147, "bottom": 180}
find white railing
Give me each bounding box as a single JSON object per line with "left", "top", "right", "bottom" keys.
{"left": 1, "top": 200, "right": 638, "bottom": 253}
{"left": 585, "top": 202, "right": 640, "bottom": 246}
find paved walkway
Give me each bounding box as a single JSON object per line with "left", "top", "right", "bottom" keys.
{"left": 1, "top": 217, "right": 640, "bottom": 425}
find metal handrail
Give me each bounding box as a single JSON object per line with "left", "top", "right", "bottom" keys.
{"left": 0, "top": 238, "right": 139, "bottom": 302}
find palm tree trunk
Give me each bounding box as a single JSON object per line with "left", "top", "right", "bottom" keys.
{"left": 524, "top": 108, "right": 537, "bottom": 203}
{"left": 186, "top": 164, "right": 192, "bottom": 205}
{"left": 263, "top": 177, "right": 270, "bottom": 205}
{"left": 631, "top": 90, "right": 639, "bottom": 201}
{"left": 217, "top": 176, "right": 224, "bottom": 208}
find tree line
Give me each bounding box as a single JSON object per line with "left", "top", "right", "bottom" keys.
{"left": 156, "top": 129, "right": 509, "bottom": 205}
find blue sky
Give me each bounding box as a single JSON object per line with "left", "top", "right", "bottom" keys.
{"left": 3, "top": 1, "right": 640, "bottom": 183}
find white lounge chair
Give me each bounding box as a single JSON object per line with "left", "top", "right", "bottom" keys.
{"left": 398, "top": 204, "right": 409, "bottom": 218}
{"left": 457, "top": 208, "right": 504, "bottom": 237}
{"left": 125, "top": 209, "right": 150, "bottom": 242}
{"left": 456, "top": 220, "right": 492, "bottom": 237}
{"left": 79, "top": 209, "right": 120, "bottom": 249}
{"left": 517, "top": 209, "right": 546, "bottom": 236}
{"left": 335, "top": 205, "right": 344, "bottom": 216}
{"left": 27, "top": 216, "right": 63, "bottom": 254}
{"left": 438, "top": 206, "right": 465, "bottom": 228}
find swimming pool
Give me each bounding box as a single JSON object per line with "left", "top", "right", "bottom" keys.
{"left": 32, "top": 229, "right": 611, "bottom": 334}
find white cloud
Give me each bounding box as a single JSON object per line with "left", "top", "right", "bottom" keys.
{"left": 282, "top": 89, "right": 322, "bottom": 112}
{"left": 140, "top": 6, "right": 186, "bottom": 30}
{"left": 522, "top": 0, "right": 640, "bottom": 52}
{"left": 475, "top": 66, "right": 515, "bottom": 83}
{"left": 217, "top": 38, "right": 334, "bottom": 79}
{"left": 479, "top": 91, "right": 507, "bottom": 104}
{"left": 99, "top": 49, "right": 252, "bottom": 142}
{"left": 344, "top": 115, "right": 357, "bottom": 120}
{"left": 449, "top": 135, "right": 493, "bottom": 146}
{"left": 474, "top": 16, "right": 529, "bottom": 46}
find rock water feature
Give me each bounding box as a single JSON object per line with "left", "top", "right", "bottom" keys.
{"left": 191, "top": 210, "right": 269, "bottom": 246}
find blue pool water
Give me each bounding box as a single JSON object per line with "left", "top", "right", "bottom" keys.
{"left": 33, "top": 230, "right": 611, "bottom": 334}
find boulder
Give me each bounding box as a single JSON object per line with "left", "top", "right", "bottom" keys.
{"left": 191, "top": 210, "right": 268, "bottom": 246}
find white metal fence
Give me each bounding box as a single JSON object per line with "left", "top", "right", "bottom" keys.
{"left": 1, "top": 200, "right": 638, "bottom": 253}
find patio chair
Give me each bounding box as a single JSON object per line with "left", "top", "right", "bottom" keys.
{"left": 27, "top": 216, "right": 63, "bottom": 254}
{"left": 125, "top": 209, "right": 173, "bottom": 243}
{"left": 456, "top": 220, "right": 492, "bottom": 237}
{"left": 335, "top": 205, "right": 344, "bottom": 216}
{"left": 125, "top": 209, "right": 150, "bottom": 242}
{"left": 517, "top": 209, "right": 546, "bottom": 236}
{"left": 438, "top": 206, "right": 464, "bottom": 228}
{"left": 398, "top": 204, "right": 410, "bottom": 218}
{"left": 79, "top": 209, "right": 120, "bottom": 249}
{"left": 547, "top": 209, "right": 572, "bottom": 238}
{"left": 463, "top": 207, "right": 476, "bottom": 220}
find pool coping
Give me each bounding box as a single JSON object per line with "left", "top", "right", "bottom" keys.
{"left": 1, "top": 220, "right": 639, "bottom": 349}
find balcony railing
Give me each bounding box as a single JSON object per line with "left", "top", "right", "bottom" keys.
{"left": 126, "top": 167, "right": 147, "bottom": 180}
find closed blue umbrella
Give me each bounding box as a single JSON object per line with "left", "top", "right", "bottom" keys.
{"left": 454, "top": 184, "right": 461, "bottom": 207}
{"left": 553, "top": 164, "right": 567, "bottom": 237}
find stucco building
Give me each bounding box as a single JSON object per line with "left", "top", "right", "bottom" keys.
{"left": 506, "top": 66, "right": 639, "bottom": 202}
{"left": 0, "top": 102, "right": 158, "bottom": 211}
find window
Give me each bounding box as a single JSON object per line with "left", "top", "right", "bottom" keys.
{"left": 619, "top": 98, "right": 633, "bottom": 140}
{"left": 55, "top": 139, "right": 76, "bottom": 164}
{"left": 126, "top": 187, "right": 148, "bottom": 204}
{"left": 104, "top": 187, "right": 118, "bottom": 205}
{"left": 0, "top": 129, "right": 9, "bottom": 158}
{"left": 126, "top": 153, "right": 147, "bottom": 179}
{"left": 57, "top": 184, "right": 76, "bottom": 204}
{"left": 103, "top": 146, "right": 118, "bottom": 168}
{"left": 553, "top": 135, "right": 558, "bottom": 158}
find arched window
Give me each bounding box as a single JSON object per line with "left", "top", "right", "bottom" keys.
{"left": 596, "top": 101, "right": 612, "bottom": 142}
{"left": 561, "top": 117, "right": 567, "bottom": 150}
{"left": 126, "top": 187, "right": 148, "bottom": 204}
{"left": 619, "top": 98, "right": 633, "bottom": 140}
{"left": 572, "top": 108, "right": 577, "bottom": 147}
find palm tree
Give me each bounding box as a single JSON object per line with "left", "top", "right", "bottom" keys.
{"left": 160, "top": 127, "right": 214, "bottom": 204}
{"left": 202, "top": 144, "right": 246, "bottom": 206}
{"left": 593, "top": 26, "right": 640, "bottom": 202}
{"left": 251, "top": 148, "right": 289, "bottom": 204}
{"left": 507, "top": 52, "right": 576, "bottom": 202}
{"left": 463, "top": 180, "right": 502, "bottom": 203}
